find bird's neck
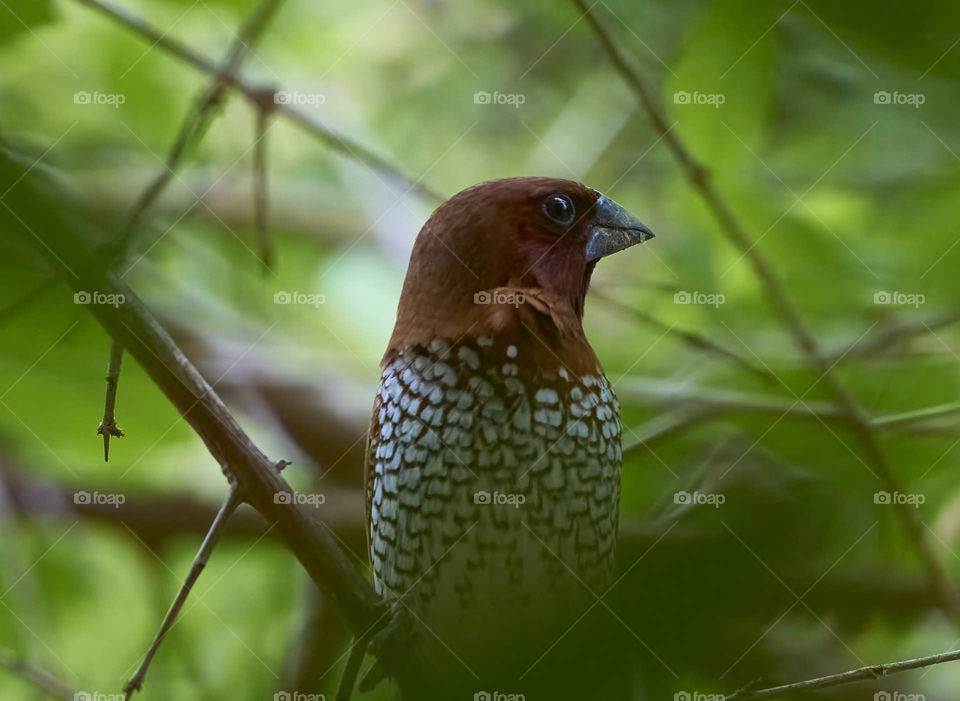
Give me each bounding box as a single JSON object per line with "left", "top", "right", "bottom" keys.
{"left": 385, "top": 289, "right": 601, "bottom": 377}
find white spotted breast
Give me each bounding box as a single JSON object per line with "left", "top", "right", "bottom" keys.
{"left": 365, "top": 336, "right": 621, "bottom": 626}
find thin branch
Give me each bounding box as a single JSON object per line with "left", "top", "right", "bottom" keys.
{"left": 727, "top": 647, "right": 960, "bottom": 700}
{"left": 623, "top": 401, "right": 960, "bottom": 454}
{"left": 124, "top": 484, "right": 245, "bottom": 700}
{"left": 623, "top": 406, "right": 712, "bottom": 453}
{"left": 0, "top": 648, "right": 75, "bottom": 701}
{"left": 96, "top": 338, "right": 124, "bottom": 461}
{"left": 70, "top": 0, "right": 444, "bottom": 204}
{"left": 877, "top": 401, "right": 960, "bottom": 431}
{"left": 117, "top": 0, "right": 286, "bottom": 249}
{"left": 593, "top": 290, "right": 778, "bottom": 384}
{"left": 621, "top": 379, "right": 960, "bottom": 453}
{"left": 829, "top": 308, "right": 960, "bottom": 363}
{"left": 573, "top": 0, "right": 960, "bottom": 625}
{"left": 618, "top": 378, "right": 843, "bottom": 417}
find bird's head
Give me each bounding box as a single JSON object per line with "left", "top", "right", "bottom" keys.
{"left": 387, "top": 177, "right": 654, "bottom": 372}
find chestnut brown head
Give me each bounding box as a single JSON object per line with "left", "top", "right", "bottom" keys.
{"left": 387, "top": 177, "right": 653, "bottom": 371}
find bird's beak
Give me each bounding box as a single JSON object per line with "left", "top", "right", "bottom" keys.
{"left": 585, "top": 195, "right": 655, "bottom": 262}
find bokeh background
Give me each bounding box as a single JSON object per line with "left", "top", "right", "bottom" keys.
{"left": 1, "top": 0, "right": 960, "bottom": 699}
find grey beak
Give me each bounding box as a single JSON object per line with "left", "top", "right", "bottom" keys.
{"left": 585, "top": 195, "right": 655, "bottom": 262}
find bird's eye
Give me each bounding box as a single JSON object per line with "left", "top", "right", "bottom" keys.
{"left": 541, "top": 194, "right": 576, "bottom": 226}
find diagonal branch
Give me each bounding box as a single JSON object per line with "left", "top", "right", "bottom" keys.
{"left": 69, "top": 0, "right": 444, "bottom": 204}
{"left": 123, "top": 484, "right": 246, "bottom": 699}
{"left": 829, "top": 307, "right": 960, "bottom": 363}
{"left": 623, "top": 396, "right": 960, "bottom": 453}
{"left": 0, "top": 151, "right": 383, "bottom": 643}
{"left": 592, "top": 290, "right": 778, "bottom": 384}
{"left": 572, "top": 0, "right": 960, "bottom": 625}
{"left": 726, "top": 647, "right": 960, "bottom": 700}
{"left": 96, "top": 0, "right": 284, "bottom": 470}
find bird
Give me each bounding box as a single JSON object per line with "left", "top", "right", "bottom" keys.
{"left": 365, "top": 176, "right": 654, "bottom": 699}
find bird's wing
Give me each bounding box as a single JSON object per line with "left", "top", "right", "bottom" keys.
{"left": 362, "top": 388, "right": 384, "bottom": 568}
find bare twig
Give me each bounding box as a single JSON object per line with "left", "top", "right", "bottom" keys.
{"left": 70, "top": 0, "right": 444, "bottom": 204}
{"left": 124, "top": 484, "right": 245, "bottom": 700}
{"left": 0, "top": 648, "right": 75, "bottom": 701}
{"left": 726, "top": 648, "right": 960, "bottom": 700}
{"left": 593, "top": 290, "right": 777, "bottom": 384}
{"left": 97, "top": 338, "right": 124, "bottom": 461}
{"left": 573, "top": 0, "right": 960, "bottom": 624}
{"left": 829, "top": 308, "right": 960, "bottom": 363}
{"left": 877, "top": 401, "right": 960, "bottom": 431}
{"left": 116, "top": 0, "right": 286, "bottom": 249}
{"left": 621, "top": 379, "right": 960, "bottom": 453}
{"left": 623, "top": 406, "right": 712, "bottom": 453}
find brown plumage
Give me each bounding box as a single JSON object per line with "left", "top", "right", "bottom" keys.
{"left": 365, "top": 177, "right": 653, "bottom": 699}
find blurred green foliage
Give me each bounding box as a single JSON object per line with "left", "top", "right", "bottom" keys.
{"left": 0, "top": 0, "right": 959, "bottom": 699}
